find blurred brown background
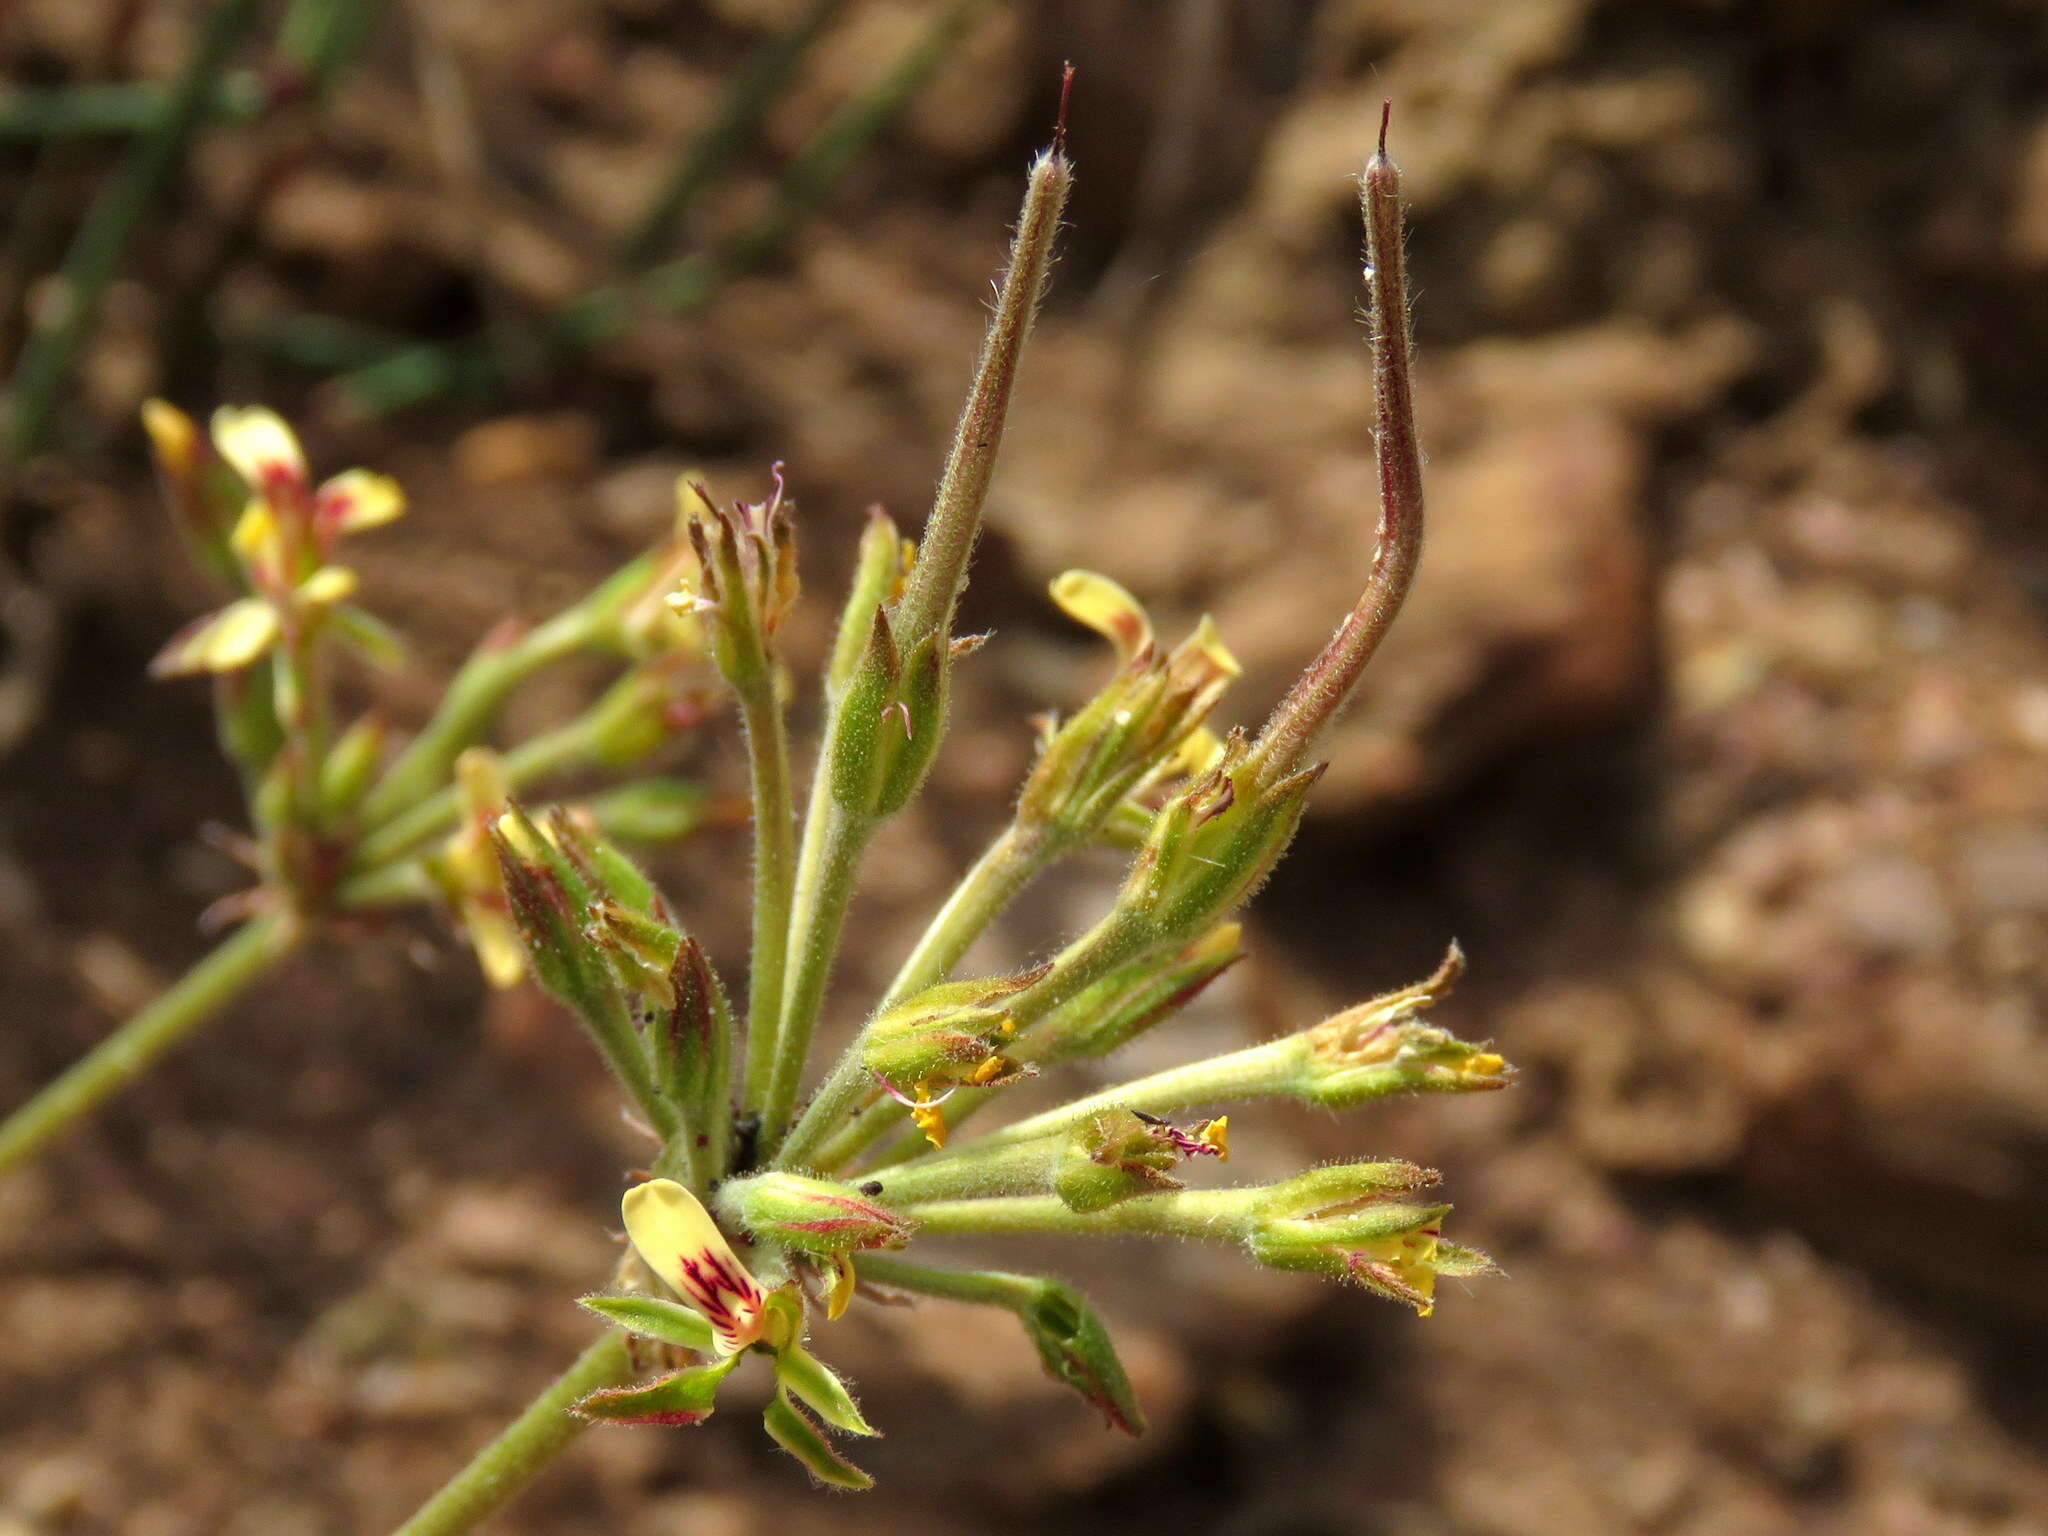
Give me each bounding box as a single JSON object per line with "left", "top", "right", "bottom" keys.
{"left": 4, "top": 0, "right": 2048, "bottom": 1531}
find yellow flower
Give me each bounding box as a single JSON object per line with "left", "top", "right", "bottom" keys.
{"left": 211, "top": 406, "right": 308, "bottom": 502}
{"left": 621, "top": 1179, "right": 768, "bottom": 1356}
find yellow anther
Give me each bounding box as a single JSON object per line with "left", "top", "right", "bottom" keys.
{"left": 911, "top": 1098, "right": 949, "bottom": 1150}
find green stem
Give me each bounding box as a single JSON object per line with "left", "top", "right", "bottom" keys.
{"left": 390, "top": 1331, "right": 630, "bottom": 1536}
{"left": 738, "top": 683, "right": 797, "bottom": 1119}
{"left": 588, "top": 989, "right": 678, "bottom": 1144}
{"left": 758, "top": 804, "right": 872, "bottom": 1155}
{"left": 808, "top": 911, "right": 1162, "bottom": 1171}
{"left": 880, "top": 1040, "right": 1294, "bottom": 1196}
{"left": 882, "top": 822, "right": 1051, "bottom": 1004}
{"left": 866, "top": 1136, "right": 1053, "bottom": 1204}
{"left": 357, "top": 603, "right": 609, "bottom": 830}
{"left": 855, "top": 1253, "right": 1044, "bottom": 1308}
{"left": 3, "top": 0, "right": 265, "bottom": 466}
{"left": 900, "top": 1187, "right": 1253, "bottom": 1241}
{"left": 0, "top": 911, "right": 295, "bottom": 1178}
{"left": 771, "top": 1043, "right": 872, "bottom": 1172}
{"left": 351, "top": 713, "right": 604, "bottom": 871}
{"left": 335, "top": 858, "right": 434, "bottom": 909}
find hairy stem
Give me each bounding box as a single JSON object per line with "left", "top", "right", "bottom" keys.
{"left": 389, "top": 1331, "right": 630, "bottom": 1536}
{"left": 893, "top": 135, "right": 1073, "bottom": 650}
{"left": 898, "top": 1187, "right": 1254, "bottom": 1241}
{"left": 856, "top": 1253, "right": 1046, "bottom": 1308}
{"left": 1249, "top": 113, "right": 1423, "bottom": 784}
{"left": 0, "top": 910, "right": 295, "bottom": 1177}
{"left": 351, "top": 712, "right": 606, "bottom": 871}
{"left": 882, "top": 822, "right": 1050, "bottom": 1004}
{"left": 738, "top": 680, "right": 798, "bottom": 1121}
{"left": 357, "top": 601, "right": 611, "bottom": 829}
{"left": 757, "top": 803, "right": 870, "bottom": 1155}
{"left": 806, "top": 909, "right": 1161, "bottom": 1171}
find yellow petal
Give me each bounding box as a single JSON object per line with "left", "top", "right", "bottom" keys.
{"left": 455, "top": 748, "right": 511, "bottom": 823}
{"left": 151, "top": 598, "right": 281, "bottom": 676}
{"left": 824, "top": 1253, "right": 857, "bottom": 1321}
{"left": 1185, "top": 614, "right": 1240, "bottom": 678}
{"left": 1199, "top": 1116, "right": 1230, "bottom": 1161}
{"left": 210, "top": 406, "right": 306, "bottom": 495}
{"left": 1163, "top": 724, "right": 1225, "bottom": 779}
{"left": 621, "top": 1179, "right": 767, "bottom": 1355}
{"left": 465, "top": 905, "right": 527, "bottom": 989}
{"left": 316, "top": 468, "right": 406, "bottom": 533}
{"left": 296, "top": 565, "right": 359, "bottom": 606}
{"left": 141, "top": 399, "right": 198, "bottom": 480}
{"left": 230, "top": 499, "right": 282, "bottom": 571}
{"left": 1050, "top": 569, "right": 1152, "bottom": 662}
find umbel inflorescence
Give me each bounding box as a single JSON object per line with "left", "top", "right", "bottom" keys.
{"left": 472, "top": 108, "right": 1510, "bottom": 1488}
{"left": 98, "top": 105, "right": 1510, "bottom": 1514}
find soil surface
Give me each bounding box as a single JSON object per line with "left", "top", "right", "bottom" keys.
{"left": 4, "top": 2, "right": 2048, "bottom": 1533}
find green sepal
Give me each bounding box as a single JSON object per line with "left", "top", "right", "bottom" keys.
{"left": 763, "top": 1386, "right": 874, "bottom": 1489}
{"left": 717, "top": 1172, "right": 915, "bottom": 1257}
{"left": 826, "top": 510, "right": 907, "bottom": 700}
{"left": 487, "top": 808, "right": 608, "bottom": 1012}
{"left": 329, "top": 603, "right": 407, "bottom": 670}
{"left": 1037, "top": 923, "right": 1244, "bottom": 1064}
{"left": 654, "top": 939, "right": 736, "bottom": 1171}
{"left": 1017, "top": 1278, "right": 1146, "bottom": 1436}
{"left": 775, "top": 1345, "right": 878, "bottom": 1436}
{"left": 1118, "top": 734, "right": 1319, "bottom": 939}
{"left": 593, "top": 898, "right": 683, "bottom": 1006}
{"left": 317, "top": 713, "right": 386, "bottom": 820}
{"left": 585, "top": 778, "right": 715, "bottom": 843}
{"left": 572, "top": 1353, "right": 741, "bottom": 1426}
{"left": 213, "top": 663, "right": 284, "bottom": 785}
{"left": 578, "top": 1294, "right": 716, "bottom": 1353}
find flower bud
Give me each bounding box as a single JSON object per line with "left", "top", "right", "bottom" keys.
{"left": 486, "top": 802, "right": 681, "bottom": 1017}
{"left": 824, "top": 606, "right": 948, "bottom": 821}
{"left": 1113, "top": 730, "right": 1320, "bottom": 940}
{"left": 859, "top": 964, "right": 1049, "bottom": 1102}
{"left": 1014, "top": 572, "right": 1239, "bottom": 847}
{"left": 1054, "top": 1108, "right": 1228, "bottom": 1213}
{"left": 717, "top": 1172, "right": 916, "bottom": 1256}
{"left": 1041, "top": 921, "right": 1243, "bottom": 1063}
{"left": 670, "top": 470, "right": 799, "bottom": 695}
{"left": 653, "top": 939, "right": 735, "bottom": 1173}
{"left": 582, "top": 778, "right": 722, "bottom": 843}
{"left": 1247, "top": 1198, "right": 1494, "bottom": 1317}
{"left": 1293, "top": 945, "right": 1510, "bottom": 1107}
{"left": 581, "top": 667, "right": 718, "bottom": 769}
